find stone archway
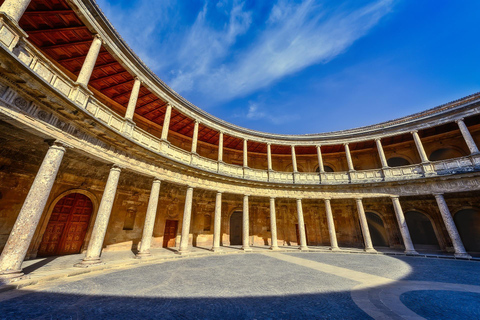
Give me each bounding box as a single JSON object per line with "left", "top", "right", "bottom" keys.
{"left": 454, "top": 209, "right": 480, "bottom": 253}
{"left": 429, "top": 148, "right": 464, "bottom": 161}
{"left": 405, "top": 211, "right": 440, "bottom": 250}
{"left": 366, "top": 212, "right": 389, "bottom": 247}
{"left": 38, "top": 193, "right": 94, "bottom": 256}
{"left": 230, "top": 211, "right": 243, "bottom": 245}
{"left": 387, "top": 157, "right": 410, "bottom": 167}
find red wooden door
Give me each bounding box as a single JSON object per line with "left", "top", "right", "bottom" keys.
{"left": 163, "top": 220, "right": 178, "bottom": 248}
{"left": 38, "top": 193, "right": 93, "bottom": 256}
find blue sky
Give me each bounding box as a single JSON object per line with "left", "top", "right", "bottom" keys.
{"left": 97, "top": 0, "right": 480, "bottom": 134}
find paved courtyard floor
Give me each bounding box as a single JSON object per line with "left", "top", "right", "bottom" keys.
{"left": 0, "top": 251, "right": 479, "bottom": 319}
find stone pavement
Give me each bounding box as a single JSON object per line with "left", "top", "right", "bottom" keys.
{"left": 0, "top": 248, "right": 479, "bottom": 319}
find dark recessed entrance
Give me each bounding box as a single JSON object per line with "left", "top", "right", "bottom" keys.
{"left": 405, "top": 211, "right": 440, "bottom": 250}
{"left": 163, "top": 220, "right": 178, "bottom": 248}
{"left": 230, "top": 211, "right": 243, "bottom": 245}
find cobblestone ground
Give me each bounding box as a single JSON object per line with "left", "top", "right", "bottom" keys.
{"left": 0, "top": 253, "right": 479, "bottom": 319}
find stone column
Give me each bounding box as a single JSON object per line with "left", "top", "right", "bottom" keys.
{"left": 0, "top": 0, "right": 31, "bottom": 23}
{"left": 242, "top": 195, "right": 251, "bottom": 251}
{"left": 269, "top": 197, "right": 279, "bottom": 250}
{"left": 267, "top": 143, "right": 273, "bottom": 171}
{"left": 124, "top": 77, "right": 141, "bottom": 121}
{"left": 243, "top": 139, "right": 248, "bottom": 167}
{"left": 179, "top": 186, "right": 194, "bottom": 253}
{"left": 412, "top": 131, "right": 429, "bottom": 163}
{"left": 391, "top": 196, "right": 417, "bottom": 254}
{"left": 75, "top": 165, "right": 121, "bottom": 267}
{"left": 0, "top": 141, "right": 66, "bottom": 279}
{"left": 211, "top": 192, "right": 222, "bottom": 252}
{"left": 218, "top": 131, "right": 224, "bottom": 162}
{"left": 76, "top": 35, "right": 103, "bottom": 87}
{"left": 324, "top": 199, "right": 340, "bottom": 251}
{"left": 161, "top": 103, "right": 172, "bottom": 141}
{"left": 356, "top": 198, "right": 376, "bottom": 252}
{"left": 316, "top": 145, "right": 324, "bottom": 173}
{"left": 291, "top": 145, "right": 298, "bottom": 172}
{"left": 434, "top": 194, "right": 471, "bottom": 258}
{"left": 344, "top": 143, "right": 355, "bottom": 171}
{"left": 296, "top": 199, "right": 308, "bottom": 250}
{"left": 136, "top": 179, "right": 161, "bottom": 259}
{"left": 456, "top": 119, "right": 479, "bottom": 154}
{"left": 375, "top": 138, "right": 389, "bottom": 168}
{"left": 191, "top": 121, "right": 199, "bottom": 153}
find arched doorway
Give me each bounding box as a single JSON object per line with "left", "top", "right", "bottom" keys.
{"left": 230, "top": 211, "right": 243, "bottom": 245}
{"left": 405, "top": 211, "right": 440, "bottom": 250}
{"left": 366, "top": 212, "right": 389, "bottom": 247}
{"left": 454, "top": 209, "right": 480, "bottom": 253}
{"left": 387, "top": 157, "right": 410, "bottom": 167}
{"left": 38, "top": 193, "right": 94, "bottom": 256}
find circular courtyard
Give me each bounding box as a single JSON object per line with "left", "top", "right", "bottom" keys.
{"left": 1, "top": 252, "right": 479, "bottom": 319}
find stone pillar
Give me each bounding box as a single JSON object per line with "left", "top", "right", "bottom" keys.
{"left": 296, "top": 199, "right": 308, "bottom": 250}
{"left": 218, "top": 131, "right": 224, "bottom": 162}
{"left": 136, "top": 179, "right": 161, "bottom": 259}
{"left": 291, "top": 145, "right": 298, "bottom": 172}
{"left": 76, "top": 35, "right": 103, "bottom": 87}
{"left": 434, "top": 194, "right": 471, "bottom": 258}
{"left": 0, "top": 0, "right": 31, "bottom": 23}
{"left": 375, "top": 138, "right": 389, "bottom": 168}
{"left": 124, "top": 77, "right": 141, "bottom": 121}
{"left": 179, "top": 186, "right": 194, "bottom": 253}
{"left": 267, "top": 143, "right": 273, "bottom": 171}
{"left": 355, "top": 198, "right": 376, "bottom": 252}
{"left": 269, "top": 197, "right": 279, "bottom": 250}
{"left": 76, "top": 165, "right": 121, "bottom": 267}
{"left": 391, "top": 196, "right": 418, "bottom": 254}
{"left": 191, "top": 121, "right": 199, "bottom": 153}
{"left": 243, "top": 139, "right": 248, "bottom": 167}
{"left": 316, "top": 145, "right": 324, "bottom": 173}
{"left": 211, "top": 192, "right": 222, "bottom": 252}
{"left": 412, "top": 131, "right": 429, "bottom": 163}
{"left": 324, "top": 199, "right": 340, "bottom": 251}
{"left": 161, "top": 103, "right": 172, "bottom": 141}
{"left": 242, "top": 195, "right": 251, "bottom": 251}
{"left": 0, "top": 141, "right": 65, "bottom": 279}
{"left": 344, "top": 143, "right": 355, "bottom": 171}
{"left": 456, "top": 119, "right": 479, "bottom": 154}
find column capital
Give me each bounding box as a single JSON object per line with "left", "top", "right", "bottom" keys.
{"left": 455, "top": 118, "right": 465, "bottom": 124}
{"left": 323, "top": 197, "right": 331, "bottom": 201}
{"left": 433, "top": 192, "right": 444, "bottom": 197}
{"left": 267, "top": 142, "right": 271, "bottom": 146}
{"left": 45, "top": 139, "right": 68, "bottom": 151}
{"left": 110, "top": 164, "right": 123, "bottom": 172}
{"left": 243, "top": 194, "right": 250, "bottom": 198}
{"left": 92, "top": 33, "right": 104, "bottom": 44}
{"left": 390, "top": 195, "right": 400, "bottom": 199}
{"left": 216, "top": 191, "right": 223, "bottom": 195}
{"left": 375, "top": 137, "right": 382, "bottom": 142}
{"left": 343, "top": 142, "right": 349, "bottom": 147}
{"left": 186, "top": 185, "right": 194, "bottom": 190}
{"left": 270, "top": 197, "right": 276, "bottom": 201}
{"left": 355, "top": 197, "right": 363, "bottom": 201}
{"left": 152, "top": 178, "right": 162, "bottom": 183}
{"left": 316, "top": 144, "right": 322, "bottom": 148}
{"left": 410, "top": 130, "right": 418, "bottom": 134}
{"left": 194, "top": 119, "right": 200, "bottom": 124}
{"left": 133, "top": 76, "right": 142, "bottom": 83}
{"left": 296, "top": 198, "right": 302, "bottom": 202}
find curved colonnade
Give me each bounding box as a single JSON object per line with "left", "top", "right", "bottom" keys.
{"left": 0, "top": 0, "right": 479, "bottom": 280}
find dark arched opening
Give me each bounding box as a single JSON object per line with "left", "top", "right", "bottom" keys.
{"left": 387, "top": 157, "right": 410, "bottom": 167}
{"left": 454, "top": 209, "right": 480, "bottom": 253}
{"left": 429, "top": 148, "right": 464, "bottom": 161}
{"left": 315, "top": 166, "right": 334, "bottom": 172}
{"left": 405, "top": 211, "right": 440, "bottom": 250}
{"left": 230, "top": 211, "right": 243, "bottom": 245}
{"left": 366, "top": 212, "right": 389, "bottom": 247}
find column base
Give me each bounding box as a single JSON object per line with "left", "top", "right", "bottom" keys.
{"left": 269, "top": 246, "right": 280, "bottom": 251}
{"left": 241, "top": 246, "right": 252, "bottom": 252}
{"left": 454, "top": 253, "right": 472, "bottom": 259}
{"left": 177, "top": 248, "right": 190, "bottom": 255}
{"left": 0, "top": 269, "right": 24, "bottom": 281}
{"left": 364, "top": 248, "right": 377, "bottom": 253}
{"left": 404, "top": 250, "right": 419, "bottom": 255}
{"left": 299, "top": 246, "right": 309, "bottom": 251}
{"left": 210, "top": 247, "right": 222, "bottom": 253}
{"left": 135, "top": 251, "right": 152, "bottom": 259}
{"left": 74, "top": 257, "right": 105, "bottom": 268}
{"left": 330, "top": 247, "right": 341, "bottom": 252}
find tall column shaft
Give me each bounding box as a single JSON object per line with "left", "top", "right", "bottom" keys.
{"left": 376, "top": 138, "right": 389, "bottom": 168}
{"left": 269, "top": 197, "right": 279, "bottom": 250}
{"left": 0, "top": 0, "right": 31, "bottom": 23}
{"left": 124, "top": 77, "right": 141, "bottom": 121}
{"left": 391, "top": 196, "right": 417, "bottom": 254}
{"left": 316, "top": 145, "right": 324, "bottom": 173}
{"left": 212, "top": 192, "right": 222, "bottom": 251}
{"left": 218, "top": 132, "right": 224, "bottom": 162}
{"left": 161, "top": 104, "right": 172, "bottom": 140}
{"left": 77, "top": 165, "right": 121, "bottom": 266}
{"left": 296, "top": 199, "right": 308, "bottom": 250}
{"left": 345, "top": 143, "right": 355, "bottom": 171}
{"left": 242, "top": 195, "right": 251, "bottom": 250}
{"left": 324, "top": 199, "right": 339, "bottom": 250}
{"left": 434, "top": 194, "right": 471, "bottom": 258}
{"left": 136, "top": 179, "right": 161, "bottom": 258}
{"left": 179, "top": 187, "right": 194, "bottom": 252}
{"left": 356, "top": 198, "right": 375, "bottom": 252}
{"left": 267, "top": 143, "right": 273, "bottom": 170}
{"left": 76, "top": 35, "right": 102, "bottom": 87}
{"left": 243, "top": 139, "right": 248, "bottom": 167}
{"left": 291, "top": 146, "right": 298, "bottom": 172}
{"left": 457, "top": 119, "right": 479, "bottom": 154}
{"left": 0, "top": 142, "right": 65, "bottom": 278}
{"left": 191, "top": 121, "right": 199, "bottom": 153}
{"left": 412, "top": 131, "right": 429, "bottom": 163}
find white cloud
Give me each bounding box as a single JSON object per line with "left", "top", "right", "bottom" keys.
{"left": 240, "top": 101, "right": 299, "bottom": 125}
